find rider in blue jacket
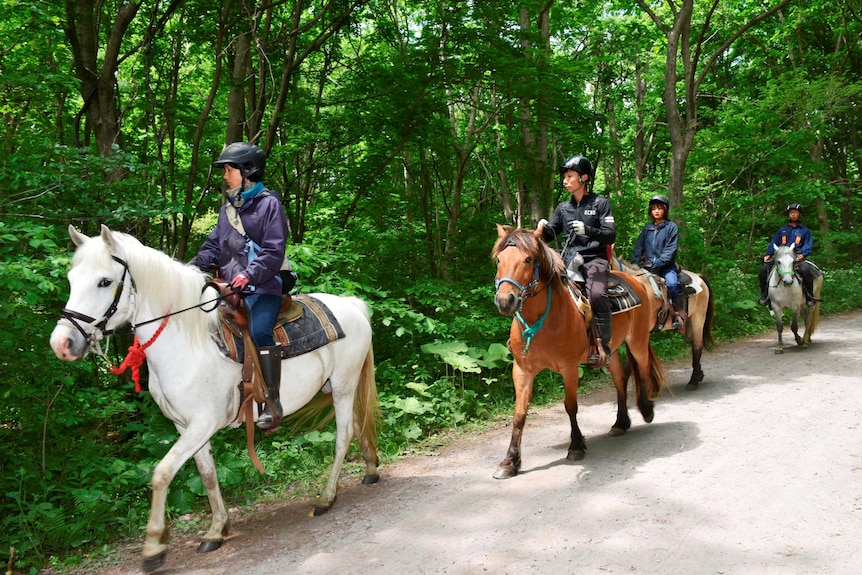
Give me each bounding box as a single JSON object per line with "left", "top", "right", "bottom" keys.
{"left": 757, "top": 203, "right": 818, "bottom": 308}
{"left": 190, "top": 142, "right": 290, "bottom": 430}
{"left": 632, "top": 194, "right": 683, "bottom": 329}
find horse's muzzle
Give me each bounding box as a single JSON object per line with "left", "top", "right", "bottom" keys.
{"left": 495, "top": 292, "right": 518, "bottom": 316}
{"left": 49, "top": 323, "right": 88, "bottom": 361}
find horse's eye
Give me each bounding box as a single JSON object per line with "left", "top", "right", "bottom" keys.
{"left": 98, "top": 278, "right": 112, "bottom": 288}
{"left": 525, "top": 257, "right": 533, "bottom": 264}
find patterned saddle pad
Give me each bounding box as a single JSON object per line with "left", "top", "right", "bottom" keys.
{"left": 215, "top": 295, "right": 345, "bottom": 363}
{"left": 607, "top": 273, "right": 642, "bottom": 314}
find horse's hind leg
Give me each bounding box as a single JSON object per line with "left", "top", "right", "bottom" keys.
{"left": 687, "top": 340, "right": 705, "bottom": 390}
{"left": 607, "top": 352, "right": 632, "bottom": 436}
{"left": 791, "top": 312, "right": 803, "bottom": 346}
{"left": 313, "top": 397, "right": 356, "bottom": 516}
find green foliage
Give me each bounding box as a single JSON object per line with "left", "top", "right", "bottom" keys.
{"left": 3, "top": 0, "right": 862, "bottom": 572}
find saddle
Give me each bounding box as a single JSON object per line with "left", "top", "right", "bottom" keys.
{"left": 203, "top": 279, "right": 345, "bottom": 472}
{"left": 562, "top": 270, "right": 643, "bottom": 364}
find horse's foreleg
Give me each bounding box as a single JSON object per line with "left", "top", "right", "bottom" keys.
{"left": 773, "top": 311, "right": 785, "bottom": 354}
{"left": 494, "top": 366, "right": 532, "bottom": 479}
{"left": 193, "top": 442, "right": 230, "bottom": 553}
{"left": 142, "top": 427, "right": 218, "bottom": 573}
{"left": 561, "top": 367, "right": 585, "bottom": 461}
{"left": 608, "top": 352, "right": 633, "bottom": 436}
{"left": 791, "top": 312, "right": 803, "bottom": 346}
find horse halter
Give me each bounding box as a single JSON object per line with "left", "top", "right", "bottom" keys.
{"left": 494, "top": 243, "right": 541, "bottom": 311}
{"left": 59, "top": 255, "right": 135, "bottom": 349}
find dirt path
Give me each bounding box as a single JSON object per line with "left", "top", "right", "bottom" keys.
{"left": 86, "top": 311, "right": 862, "bottom": 575}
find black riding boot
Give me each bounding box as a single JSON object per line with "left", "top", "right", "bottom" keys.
{"left": 588, "top": 312, "right": 612, "bottom": 368}
{"left": 758, "top": 264, "right": 770, "bottom": 306}
{"left": 671, "top": 294, "right": 685, "bottom": 330}
{"left": 257, "top": 345, "right": 283, "bottom": 431}
{"left": 801, "top": 273, "right": 819, "bottom": 307}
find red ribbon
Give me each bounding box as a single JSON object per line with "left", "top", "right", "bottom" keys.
{"left": 110, "top": 316, "right": 169, "bottom": 393}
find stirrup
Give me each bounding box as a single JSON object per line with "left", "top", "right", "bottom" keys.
{"left": 587, "top": 348, "right": 608, "bottom": 368}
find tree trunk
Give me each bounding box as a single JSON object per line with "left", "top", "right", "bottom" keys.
{"left": 64, "top": 0, "right": 140, "bottom": 162}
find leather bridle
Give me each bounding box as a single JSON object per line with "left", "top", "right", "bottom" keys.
{"left": 59, "top": 255, "right": 135, "bottom": 350}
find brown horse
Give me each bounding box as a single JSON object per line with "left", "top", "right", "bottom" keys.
{"left": 492, "top": 224, "right": 665, "bottom": 479}
{"left": 610, "top": 253, "right": 715, "bottom": 389}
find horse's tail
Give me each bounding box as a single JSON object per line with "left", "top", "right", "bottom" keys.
{"left": 353, "top": 345, "right": 380, "bottom": 463}
{"left": 700, "top": 274, "right": 717, "bottom": 351}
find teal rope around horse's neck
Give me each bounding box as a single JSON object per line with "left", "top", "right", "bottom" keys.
{"left": 515, "top": 282, "right": 552, "bottom": 356}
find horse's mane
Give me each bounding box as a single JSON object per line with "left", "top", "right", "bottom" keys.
{"left": 75, "top": 231, "right": 214, "bottom": 340}
{"left": 492, "top": 226, "right": 566, "bottom": 287}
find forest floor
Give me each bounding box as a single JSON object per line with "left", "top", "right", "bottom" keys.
{"left": 72, "top": 310, "right": 862, "bottom": 575}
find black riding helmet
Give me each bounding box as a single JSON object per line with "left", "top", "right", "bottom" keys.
{"left": 786, "top": 202, "right": 803, "bottom": 214}
{"left": 649, "top": 194, "right": 670, "bottom": 215}
{"left": 213, "top": 142, "right": 266, "bottom": 182}
{"left": 559, "top": 155, "right": 593, "bottom": 178}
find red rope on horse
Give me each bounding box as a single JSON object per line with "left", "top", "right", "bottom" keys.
{"left": 110, "top": 315, "right": 170, "bottom": 393}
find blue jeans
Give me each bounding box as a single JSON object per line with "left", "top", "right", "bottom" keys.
{"left": 661, "top": 267, "right": 681, "bottom": 297}
{"left": 243, "top": 293, "right": 281, "bottom": 348}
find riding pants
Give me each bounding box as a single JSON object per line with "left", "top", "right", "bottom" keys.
{"left": 583, "top": 257, "right": 611, "bottom": 314}
{"left": 243, "top": 293, "right": 282, "bottom": 348}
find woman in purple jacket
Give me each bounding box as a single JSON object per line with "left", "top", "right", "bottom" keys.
{"left": 190, "top": 142, "right": 289, "bottom": 430}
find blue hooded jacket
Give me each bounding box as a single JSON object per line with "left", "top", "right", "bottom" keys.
{"left": 632, "top": 219, "right": 679, "bottom": 271}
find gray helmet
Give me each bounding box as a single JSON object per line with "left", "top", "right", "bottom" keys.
{"left": 559, "top": 155, "right": 593, "bottom": 178}
{"left": 649, "top": 194, "right": 670, "bottom": 213}
{"left": 786, "top": 202, "right": 802, "bottom": 213}
{"left": 213, "top": 142, "right": 266, "bottom": 182}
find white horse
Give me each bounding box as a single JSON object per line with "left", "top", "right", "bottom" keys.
{"left": 49, "top": 225, "right": 380, "bottom": 573}
{"left": 767, "top": 244, "right": 822, "bottom": 353}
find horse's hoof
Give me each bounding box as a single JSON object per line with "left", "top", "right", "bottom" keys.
{"left": 685, "top": 382, "right": 698, "bottom": 391}
{"left": 197, "top": 539, "right": 223, "bottom": 553}
{"left": 310, "top": 504, "right": 331, "bottom": 517}
{"left": 362, "top": 473, "right": 380, "bottom": 485}
{"left": 642, "top": 410, "right": 655, "bottom": 423}
{"left": 493, "top": 465, "right": 517, "bottom": 480}
{"left": 609, "top": 427, "right": 626, "bottom": 437}
{"left": 567, "top": 449, "right": 585, "bottom": 462}
{"left": 141, "top": 550, "right": 167, "bottom": 573}
{"left": 774, "top": 348, "right": 784, "bottom": 355}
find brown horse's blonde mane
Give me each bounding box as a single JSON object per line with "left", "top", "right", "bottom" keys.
{"left": 493, "top": 226, "right": 566, "bottom": 287}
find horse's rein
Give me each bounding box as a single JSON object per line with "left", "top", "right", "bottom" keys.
{"left": 58, "top": 254, "right": 235, "bottom": 352}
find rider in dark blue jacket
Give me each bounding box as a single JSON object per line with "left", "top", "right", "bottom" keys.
{"left": 758, "top": 203, "right": 819, "bottom": 308}
{"left": 632, "top": 195, "right": 683, "bottom": 328}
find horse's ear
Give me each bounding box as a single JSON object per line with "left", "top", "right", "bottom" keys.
{"left": 496, "top": 224, "right": 512, "bottom": 239}
{"left": 773, "top": 243, "right": 781, "bottom": 253}
{"left": 100, "top": 225, "right": 117, "bottom": 251}
{"left": 68, "top": 225, "right": 89, "bottom": 247}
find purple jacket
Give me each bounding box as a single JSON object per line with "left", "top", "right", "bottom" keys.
{"left": 190, "top": 189, "right": 289, "bottom": 296}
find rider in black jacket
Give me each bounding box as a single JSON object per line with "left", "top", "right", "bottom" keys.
{"left": 540, "top": 155, "right": 616, "bottom": 367}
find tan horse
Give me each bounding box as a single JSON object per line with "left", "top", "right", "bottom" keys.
{"left": 492, "top": 224, "right": 665, "bottom": 479}
{"left": 610, "top": 253, "right": 715, "bottom": 390}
